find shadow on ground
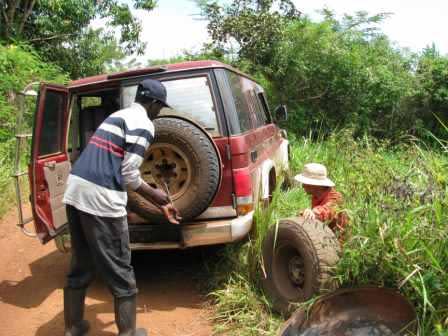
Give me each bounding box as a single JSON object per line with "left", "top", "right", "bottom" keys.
{"left": 1, "top": 247, "right": 219, "bottom": 335}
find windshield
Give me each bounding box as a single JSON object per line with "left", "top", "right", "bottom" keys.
{"left": 122, "top": 76, "right": 220, "bottom": 137}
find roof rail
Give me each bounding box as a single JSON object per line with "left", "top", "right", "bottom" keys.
{"left": 108, "top": 66, "right": 167, "bottom": 80}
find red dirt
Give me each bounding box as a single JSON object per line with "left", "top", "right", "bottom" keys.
{"left": 0, "top": 205, "right": 215, "bottom": 336}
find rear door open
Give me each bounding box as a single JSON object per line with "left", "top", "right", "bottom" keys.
{"left": 30, "top": 83, "right": 71, "bottom": 243}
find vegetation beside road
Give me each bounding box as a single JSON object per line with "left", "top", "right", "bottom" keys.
{"left": 1, "top": 1, "right": 448, "bottom": 335}
{"left": 0, "top": 44, "right": 67, "bottom": 217}
{"left": 207, "top": 132, "right": 448, "bottom": 335}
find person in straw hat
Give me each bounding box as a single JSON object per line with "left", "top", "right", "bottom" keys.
{"left": 295, "top": 163, "right": 348, "bottom": 239}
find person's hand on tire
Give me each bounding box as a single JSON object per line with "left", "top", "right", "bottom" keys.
{"left": 135, "top": 182, "right": 170, "bottom": 206}
{"left": 301, "top": 208, "right": 316, "bottom": 221}
{"left": 150, "top": 188, "right": 170, "bottom": 206}
{"left": 161, "top": 204, "right": 182, "bottom": 224}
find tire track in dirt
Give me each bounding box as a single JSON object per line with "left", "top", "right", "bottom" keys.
{"left": 0, "top": 205, "right": 214, "bottom": 336}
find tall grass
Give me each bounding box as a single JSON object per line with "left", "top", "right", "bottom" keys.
{"left": 207, "top": 130, "right": 448, "bottom": 335}
{"left": 0, "top": 140, "right": 18, "bottom": 217}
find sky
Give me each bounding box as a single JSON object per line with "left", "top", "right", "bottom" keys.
{"left": 129, "top": 0, "right": 448, "bottom": 60}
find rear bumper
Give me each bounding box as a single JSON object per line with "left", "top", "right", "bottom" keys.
{"left": 54, "top": 211, "right": 254, "bottom": 252}
{"left": 130, "top": 211, "right": 254, "bottom": 250}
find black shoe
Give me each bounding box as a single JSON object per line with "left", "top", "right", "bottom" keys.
{"left": 64, "top": 287, "right": 90, "bottom": 336}
{"left": 114, "top": 295, "right": 147, "bottom": 336}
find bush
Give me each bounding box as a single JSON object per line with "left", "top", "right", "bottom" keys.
{"left": 208, "top": 133, "right": 448, "bottom": 335}
{"left": 0, "top": 43, "right": 67, "bottom": 218}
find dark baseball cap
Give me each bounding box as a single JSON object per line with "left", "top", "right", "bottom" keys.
{"left": 135, "top": 79, "right": 171, "bottom": 107}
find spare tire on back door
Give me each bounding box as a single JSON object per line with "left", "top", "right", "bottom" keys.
{"left": 261, "top": 217, "right": 341, "bottom": 316}
{"left": 127, "top": 117, "right": 221, "bottom": 222}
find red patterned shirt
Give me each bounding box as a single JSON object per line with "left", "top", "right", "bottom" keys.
{"left": 312, "top": 188, "right": 348, "bottom": 235}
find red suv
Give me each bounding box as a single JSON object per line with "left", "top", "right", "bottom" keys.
{"left": 28, "top": 60, "right": 289, "bottom": 251}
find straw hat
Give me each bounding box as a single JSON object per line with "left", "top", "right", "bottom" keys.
{"left": 294, "top": 163, "right": 335, "bottom": 187}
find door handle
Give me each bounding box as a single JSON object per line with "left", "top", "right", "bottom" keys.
{"left": 44, "top": 161, "right": 56, "bottom": 170}
{"left": 250, "top": 150, "right": 258, "bottom": 163}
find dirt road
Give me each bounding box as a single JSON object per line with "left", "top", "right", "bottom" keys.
{"left": 0, "top": 206, "right": 215, "bottom": 336}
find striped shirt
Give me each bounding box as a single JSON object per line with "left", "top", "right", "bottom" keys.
{"left": 63, "top": 103, "right": 154, "bottom": 217}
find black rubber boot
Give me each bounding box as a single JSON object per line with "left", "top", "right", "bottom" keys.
{"left": 64, "top": 287, "right": 90, "bottom": 336}
{"left": 114, "top": 295, "right": 147, "bottom": 336}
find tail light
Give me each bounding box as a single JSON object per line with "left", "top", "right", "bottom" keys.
{"left": 233, "top": 169, "right": 253, "bottom": 215}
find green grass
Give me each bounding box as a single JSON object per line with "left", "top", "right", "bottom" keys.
{"left": 0, "top": 140, "right": 17, "bottom": 217}
{"left": 206, "top": 131, "right": 448, "bottom": 335}
{"left": 0, "top": 137, "right": 31, "bottom": 219}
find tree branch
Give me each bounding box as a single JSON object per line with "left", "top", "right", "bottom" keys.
{"left": 28, "top": 33, "right": 76, "bottom": 42}
{"left": 298, "top": 89, "right": 328, "bottom": 102}
{"left": 18, "top": 0, "right": 36, "bottom": 35}
{"left": 6, "top": 0, "right": 18, "bottom": 26}
{"left": 1, "top": 5, "right": 9, "bottom": 27}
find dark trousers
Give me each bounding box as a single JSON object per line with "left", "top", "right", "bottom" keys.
{"left": 66, "top": 205, "right": 138, "bottom": 298}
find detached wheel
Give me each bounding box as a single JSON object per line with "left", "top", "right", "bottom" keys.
{"left": 261, "top": 217, "right": 340, "bottom": 316}
{"left": 127, "top": 117, "right": 220, "bottom": 222}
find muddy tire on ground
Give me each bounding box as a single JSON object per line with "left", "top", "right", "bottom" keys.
{"left": 261, "top": 217, "right": 341, "bottom": 316}
{"left": 127, "top": 117, "right": 220, "bottom": 223}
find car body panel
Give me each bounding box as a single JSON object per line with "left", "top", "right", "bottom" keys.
{"left": 30, "top": 61, "right": 289, "bottom": 248}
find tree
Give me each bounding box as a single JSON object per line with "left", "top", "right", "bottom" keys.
{"left": 198, "top": 1, "right": 418, "bottom": 138}
{"left": 196, "top": 0, "right": 300, "bottom": 69}
{"left": 414, "top": 45, "right": 448, "bottom": 139}
{"left": 0, "top": 0, "right": 157, "bottom": 77}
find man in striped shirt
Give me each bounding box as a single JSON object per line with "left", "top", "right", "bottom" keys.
{"left": 62, "top": 79, "right": 179, "bottom": 336}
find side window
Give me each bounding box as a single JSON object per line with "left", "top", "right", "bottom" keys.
{"left": 249, "top": 89, "right": 268, "bottom": 127}
{"left": 81, "top": 96, "right": 102, "bottom": 109}
{"left": 72, "top": 90, "right": 120, "bottom": 151}
{"left": 257, "top": 92, "right": 272, "bottom": 124}
{"left": 227, "top": 72, "right": 254, "bottom": 133}
{"left": 39, "top": 91, "right": 66, "bottom": 156}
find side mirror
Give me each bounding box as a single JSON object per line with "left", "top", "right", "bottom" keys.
{"left": 274, "top": 105, "right": 288, "bottom": 122}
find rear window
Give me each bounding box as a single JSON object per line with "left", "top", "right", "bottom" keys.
{"left": 122, "top": 76, "right": 220, "bottom": 137}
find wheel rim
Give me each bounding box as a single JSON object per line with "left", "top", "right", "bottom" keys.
{"left": 288, "top": 255, "right": 305, "bottom": 286}
{"left": 273, "top": 241, "right": 306, "bottom": 301}
{"left": 140, "top": 143, "right": 192, "bottom": 200}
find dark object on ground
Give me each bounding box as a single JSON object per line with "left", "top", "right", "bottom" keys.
{"left": 261, "top": 217, "right": 341, "bottom": 315}
{"left": 278, "top": 287, "right": 417, "bottom": 336}
{"left": 294, "top": 320, "right": 395, "bottom": 336}
{"left": 127, "top": 117, "right": 220, "bottom": 222}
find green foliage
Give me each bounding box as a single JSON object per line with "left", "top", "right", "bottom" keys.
{"left": 0, "top": 43, "right": 67, "bottom": 141}
{"left": 1, "top": 0, "right": 156, "bottom": 78}
{"left": 198, "top": 1, "right": 448, "bottom": 140}
{"left": 208, "top": 133, "right": 448, "bottom": 335}
{"left": 197, "top": 0, "right": 300, "bottom": 65}
{"left": 147, "top": 47, "right": 228, "bottom": 66}
{"left": 272, "top": 17, "right": 417, "bottom": 138}
{"left": 414, "top": 45, "right": 448, "bottom": 140}
{"left": 0, "top": 139, "right": 16, "bottom": 217}
{"left": 0, "top": 43, "right": 67, "bottom": 217}
{"left": 50, "top": 28, "right": 124, "bottom": 79}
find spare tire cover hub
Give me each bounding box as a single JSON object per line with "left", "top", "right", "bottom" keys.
{"left": 141, "top": 143, "right": 192, "bottom": 200}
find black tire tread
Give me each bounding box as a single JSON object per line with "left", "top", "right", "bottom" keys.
{"left": 261, "top": 217, "right": 340, "bottom": 315}
{"left": 127, "top": 117, "right": 220, "bottom": 222}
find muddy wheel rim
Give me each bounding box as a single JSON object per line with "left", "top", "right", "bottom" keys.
{"left": 288, "top": 255, "right": 305, "bottom": 286}
{"left": 273, "top": 242, "right": 306, "bottom": 301}
{"left": 140, "top": 143, "right": 193, "bottom": 200}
